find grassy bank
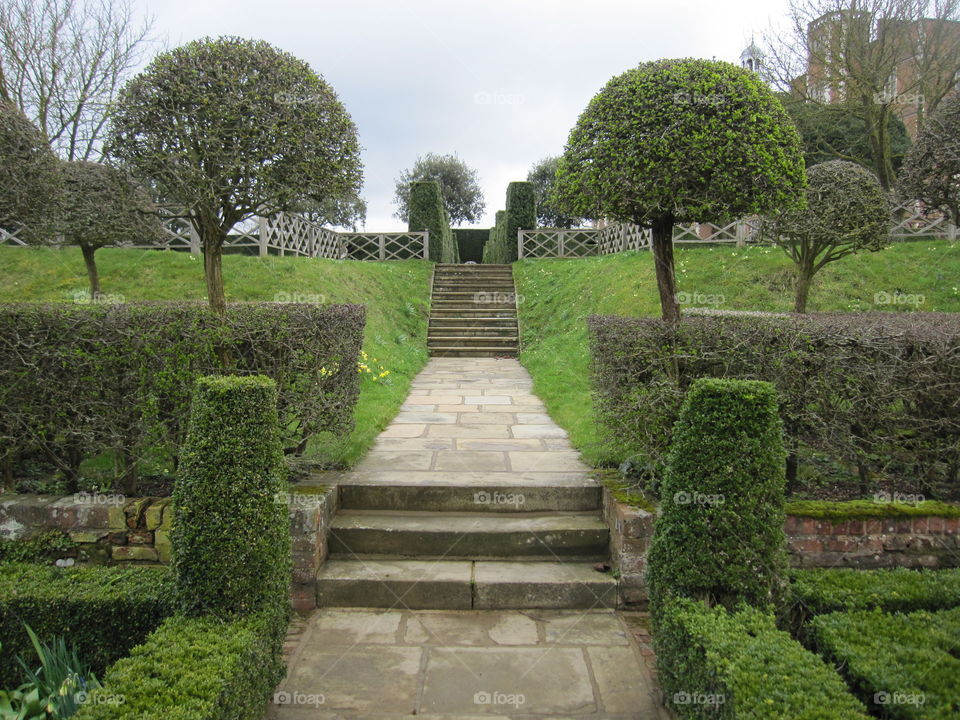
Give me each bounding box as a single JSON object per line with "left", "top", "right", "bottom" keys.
{"left": 514, "top": 240, "right": 960, "bottom": 467}
{"left": 0, "top": 247, "right": 433, "bottom": 469}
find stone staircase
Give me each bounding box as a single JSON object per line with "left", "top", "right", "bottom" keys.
{"left": 428, "top": 264, "right": 519, "bottom": 358}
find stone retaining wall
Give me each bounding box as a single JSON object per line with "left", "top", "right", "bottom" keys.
{"left": 602, "top": 488, "right": 960, "bottom": 606}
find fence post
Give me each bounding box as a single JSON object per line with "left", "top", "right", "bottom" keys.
{"left": 258, "top": 216, "right": 268, "bottom": 257}
{"left": 735, "top": 220, "right": 746, "bottom": 248}
{"left": 188, "top": 222, "right": 201, "bottom": 256}
{"left": 422, "top": 231, "right": 429, "bottom": 260}
{"left": 559, "top": 230, "right": 566, "bottom": 258}
{"left": 517, "top": 230, "right": 524, "bottom": 260}
{"left": 949, "top": 222, "right": 957, "bottom": 242}
{"left": 379, "top": 234, "right": 385, "bottom": 261}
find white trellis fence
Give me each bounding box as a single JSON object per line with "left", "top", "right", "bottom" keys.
{"left": 518, "top": 203, "right": 956, "bottom": 259}
{"left": 0, "top": 209, "right": 429, "bottom": 261}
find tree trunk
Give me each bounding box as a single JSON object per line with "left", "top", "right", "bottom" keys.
{"left": 2, "top": 455, "right": 14, "bottom": 492}
{"left": 119, "top": 448, "right": 138, "bottom": 497}
{"left": 202, "top": 235, "right": 227, "bottom": 316}
{"left": 81, "top": 243, "right": 101, "bottom": 298}
{"left": 650, "top": 214, "right": 679, "bottom": 324}
{"left": 794, "top": 261, "right": 814, "bottom": 313}
{"left": 785, "top": 448, "right": 799, "bottom": 494}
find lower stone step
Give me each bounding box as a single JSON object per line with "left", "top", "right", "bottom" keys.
{"left": 316, "top": 559, "right": 617, "bottom": 609}
{"left": 430, "top": 347, "right": 519, "bottom": 358}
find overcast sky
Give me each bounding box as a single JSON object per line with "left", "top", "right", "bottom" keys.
{"left": 134, "top": 0, "right": 791, "bottom": 230}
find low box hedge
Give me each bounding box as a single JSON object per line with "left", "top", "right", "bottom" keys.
{"left": 789, "top": 568, "right": 960, "bottom": 625}
{"left": 656, "top": 598, "right": 871, "bottom": 719}
{"left": 0, "top": 563, "right": 175, "bottom": 687}
{"left": 810, "top": 607, "right": 960, "bottom": 719}
{"left": 73, "top": 610, "right": 286, "bottom": 720}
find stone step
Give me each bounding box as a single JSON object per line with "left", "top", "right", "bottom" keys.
{"left": 426, "top": 327, "right": 518, "bottom": 337}
{"left": 428, "top": 337, "right": 519, "bottom": 349}
{"left": 429, "top": 348, "right": 520, "bottom": 358}
{"left": 339, "top": 479, "right": 601, "bottom": 513}
{"left": 316, "top": 559, "right": 617, "bottom": 609}
{"left": 429, "top": 309, "right": 517, "bottom": 318}
{"left": 329, "top": 511, "right": 608, "bottom": 558}
{"left": 428, "top": 319, "right": 518, "bottom": 329}
{"left": 431, "top": 302, "right": 517, "bottom": 311}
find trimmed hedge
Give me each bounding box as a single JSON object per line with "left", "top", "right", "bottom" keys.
{"left": 73, "top": 611, "right": 286, "bottom": 720}
{"left": 789, "top": 568, "right": 960, "bottom": 623}
{"left": 647, "top": 378, "right": 788, "bottom": 613}
{"left": 588, "top": 313, "right": 960, "bottom": 498}
{"left": 810, "top": 608, "right": 960, "bottom": 719}
{"left": 173, "top": 376, "right": 291, "bottom": 617}
{"left": 483, "top": 210, "right": 508, "bottom": 264}
{"left": 656, "top": 598, "right": 871, "bottom": 720}
{"left": 503, "top": 181, "right": 536, "bottom": 263}
{"left": 453, "top": 228, "right": 488, "bottom": 263}
{"left": 0, "top": 302, "right": 365, "bottom": 493}
{"left": 408, "top": 180, "right": 458, "bottom": 263}
{"left": 0, "top": 563, "right": 174, "bottom": 687}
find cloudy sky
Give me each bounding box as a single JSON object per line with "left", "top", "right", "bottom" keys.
{"left": 134, "top": 0, "right": 791, "bottom": 230}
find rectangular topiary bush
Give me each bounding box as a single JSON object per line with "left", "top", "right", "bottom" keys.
{"left": 72, "top": 611, "right": 286, "bottom": 720}
{"left": 587, "top": 312, "right": 960, "bottom": 498}
{"left": 809, "top": 607, "right": 960, "bottom": 719}
{"left": 656, "top": 598, "right": 871, "bottom": 720}
{"left": 408, "top": 180, "right": 458, "bottom": 263}
{"left": 0, "top": 563, "right": 175, "bottom": 687}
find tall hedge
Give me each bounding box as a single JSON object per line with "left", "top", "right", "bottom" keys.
{"left": 0, "top": 302, "right": 365, "bottom": 493}
{"left": 647, "top": 378, "right": 788, "bottom": 613}
{"left": 482, "top": 210, "right": 509, "bottom": 264}
{"left": 454, "top": 228, "right": 489, "bottom": 263}
{"left": 504, "top": 181, "right": 536, "bottom": 263}
{"left": 408, "top": 180, "right": 458, "bottom": 263}
{"left": 588, "top": 313, "right": 960, "bottom": 499}
{"left": 172, "top": 375, "right": 291, "bottom": 617}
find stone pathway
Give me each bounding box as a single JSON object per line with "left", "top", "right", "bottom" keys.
{"left": 270, "top": 357, "right": 671, "bottom": 718}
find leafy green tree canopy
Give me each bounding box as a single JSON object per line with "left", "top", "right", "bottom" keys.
{"left": 393, "top": 152, "right": 485, "bottom": 225}
{"left": 527, "top": 156, "right": 583, "bottom": 228}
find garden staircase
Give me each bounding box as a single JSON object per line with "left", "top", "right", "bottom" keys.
{"left": 427, "top": 264, "right": 519, "bottom": 358}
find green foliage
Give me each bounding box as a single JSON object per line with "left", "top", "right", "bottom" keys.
{"left": 393, "top": 152, "right": 485, "bottom": 225}
{"left": 0, "top": 100, "right": 61, "bottom": 237}
{"left": 407, "top": 181, "right": 458, "bottom": 263}
{"left": 781, "top": 97, "right": 911, "bottom": 171}
{"left": 172, "top": 376, "right": 291, "bottom": 617}
{"left": 554, "top": 58, "right": 805, "bottom": 226}
{"left": 0, "top": 564, "right": 174, "bottom": 687}
{"left": 810, "top": 608, "right": 960, "bottom": 719}
{"left": 789, "top": 569, "right": 960, "bottom": 622}
{"left": 72, "top": 612, "right": 286, "bottom": 720}
{"left": 784, "top": 500, "right": 960, "bottom": 519}
{"left": 482, "top": 210, "right": 508, "bottom": 264}
{"left": 768, "top": 160, "right": 890, "bottom": 312}
{"left": 527, "top": 156, "right": 582, "bottom": 228}
{"left": 655, "top": 598, "right": 870, "bottom": 720}
{"left": 899, "top": 91, "right": 960, "bottom": 223}
{"left": 453, "top": 228, "right": 488, "bottom": 263}
{"left": 0, "top": 533, "right": 77, "bottom": 565}
{"left": 647, "top": 378, "right": 788, "bottom": 613}
{"left": 503, "top": 182, "right": 535, "bottom": 264}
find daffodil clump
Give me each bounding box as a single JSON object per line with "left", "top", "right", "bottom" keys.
{"left": 357, "top": 350, "right": 390, "bottom": 382}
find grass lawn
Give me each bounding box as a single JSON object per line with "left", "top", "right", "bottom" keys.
{"left": 514, "top": 240, "right": 960, "bottom": 467}
{"left": 0, "top": 246, "right": 434, "bottom": 469}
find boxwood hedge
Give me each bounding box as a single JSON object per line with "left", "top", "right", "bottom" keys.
{"left": 809, "top": 608, "right": 960, "bottom": 719}
{"left": 0, "top": 563, "right": 175, "bottom": 687}
{"left": 655, "top": 598, "right": 871, "bottom": 720}
{"left": 408, "top": 180, "right": 458, "bottom": 263}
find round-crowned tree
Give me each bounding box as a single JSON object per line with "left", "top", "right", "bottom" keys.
{"left": 554, "top": 59, "right": 805, "bottom": 322}
{"left": 898, "top": 91, "right": 960, "bottom": 224}
{"left": 768, "top": 160, "right": 889, "bottom": 313}
{"left": 527, "top": 156, "right": 584, "bottom": 228}
{"left": 393, "top": 153, "right": 485, "bottom": 225}
{"left": 107, "top": 36, "right": 363, "bottom": 315}
{"left": 56, "top": 160, "right": 165, "bottom": 297}
{"left": 0, "top": 99, "right": 61, "bottom": 237}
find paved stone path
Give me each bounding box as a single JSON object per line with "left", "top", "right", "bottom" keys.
{"left": 269, "top": 358, "right": 670, "bottom": 719}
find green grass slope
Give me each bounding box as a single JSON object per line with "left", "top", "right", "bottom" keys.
{"left": 0, "top": 247, "right": 434, "bottom": 468}
{"left": 514, "top": 241, "right": 960, "bottom": 466}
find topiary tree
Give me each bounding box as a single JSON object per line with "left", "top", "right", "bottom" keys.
{"left": 0, "top": 99, "right": 61, "bottom": 237}
{"left": 503, "top": 181, "right": 535, "bottom": 263}
{"left": 768, "top": 160, "right": 889, "bottom": 313}
{"left": 393, "top": 152, "right": 485, "bottom": 225}
{"left": 54, "top": 160, "right": 165, "bottom": 297}
{"left": 554, "top": 59, "right": 806, "bottom": 322}
{"left": 107, "top": 36, "right": 363, "bottom": 315}
{"left": 527, "top": 156, "right": 584, "bottom": 228}
{"left": 172, "top": 375, "right": 291, "bottom": 617}
{"left": 647, "top": 378, "right": 788, "bottom": 616}
{"left": 898, "top": 91, "right": 960, "bottom": 225}
{"left": 408, "top": 180, "right": 457, "bottom": 262}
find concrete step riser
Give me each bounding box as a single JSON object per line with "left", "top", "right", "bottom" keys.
{"left": 430, "top": 349, "right": 519, "bottom": 358}
{"left": 339, "top": 485, "right": 602, "bottom": 513}
{"left": 429, "top": 311, "right": 517, "bottom": 318}
{"left": 428, "top": 330, "right": 518, "bottom": 338}
{"left": 429, "top": 321, "right": 518, "bottom": 329}
{"left": 428, "top": 340, "right": 518, "bottom": 349}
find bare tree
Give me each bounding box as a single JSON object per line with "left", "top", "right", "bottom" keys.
{"left": 764, "top": 0, "right": 960, "bottom": 189}
{"left": 0, "top": 0, "right": 153, "bottom": 161}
